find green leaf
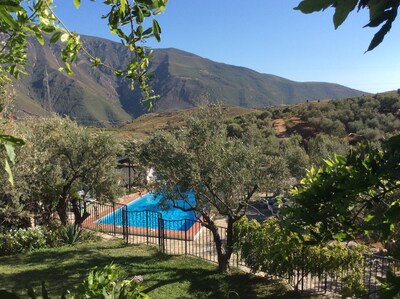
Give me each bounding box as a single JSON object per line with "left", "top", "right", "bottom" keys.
{"left": 50, "top": 31, "right": 62, "bottom": 43}
{"left": 0, "top": 7, "right": 19, "bottom": 30}
{"left": 152, "top": 19, "right": 161, "bottom": 42}
{"left": 332, "top": 232, "right": 347, "bottom": 241}
{"left": 35, "top": 31, "right": 44, "bottom": 46}
{"left": 333, "top": 0, "right": 358, "bottom": 29}
{"left": 73, "top": 0, "right": 81, "bottom": 9}
{"left": 324, "top": 159, "right": 333, "bottom": 167}
{"left": 120, "top": 0, "right": 126, "bottom": 14}
{"left": 4, "top": 143, "right": 16, "bottom": 163}
{"left": 135, "top": 6, "right": 144, "bottom": 23}
{"left": 366, "top": 20, "right": 392, "bottom": 52}
{"left": 5, "top": 158, "right": 13, "bottom": 186}
{"left": 294, "top": 0, "right": 334, "bottom": 14}
{"left": 363, "top": 214, "right": 374, "bottom": 222}
{"left": 143, "top": 27, "right": 153, "bottom": 35}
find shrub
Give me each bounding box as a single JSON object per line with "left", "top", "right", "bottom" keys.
{"left": 0, "top": 227, "right": 47, "bottom": 256}
{"left": 57, "top": 224, "right": 101, "bottom": 245}
{"left": 235, "top": 217, "right": 367, "bottom": 296}
{"left": 59, "top": 224, "right": 83, "bottom": 245}
{"left": 75, "top": 263, "right": 149, "bottom": 299}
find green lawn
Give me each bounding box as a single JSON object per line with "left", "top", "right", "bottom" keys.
{"left": 0, "top": 239, "right": 325, "bottom": 298}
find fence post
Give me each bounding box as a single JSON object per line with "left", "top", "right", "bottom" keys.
{"left": 146, "top": 210, "right": 149, "bottom": 245}
{"left": 185, "top": 219, "right": 187, "bottom": 255}
{"left": 158, "top": 214, "right": 165, "bottom": 253}
{"left": 122, "top": 206, "right": 129, "bottom": 243}
{"left": 125, "top": 206, "right": 129, "bottom": 243}
{"left": 112, "top": 202, "right": 116, "bottom": 236}
{"left": 121, "top": 206, "right": 126, "bottom": 242}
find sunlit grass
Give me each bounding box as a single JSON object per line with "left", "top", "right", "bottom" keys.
{"left": 0, "top": 238, "right": 325, "bottom": 298}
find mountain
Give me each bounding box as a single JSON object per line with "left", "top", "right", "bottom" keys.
{"left": 14, "top": 35, "right": 366, "bottom": 125}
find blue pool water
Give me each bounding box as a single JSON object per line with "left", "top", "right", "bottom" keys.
{"left": 96, "top": 192, "right": 198, "bottom": 231}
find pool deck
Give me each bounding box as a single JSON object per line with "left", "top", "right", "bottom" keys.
{"left": 117, "top": 191, "right": 148, "bottom": 205}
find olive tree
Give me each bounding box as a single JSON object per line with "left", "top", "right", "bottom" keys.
{"left": 5, "top": 117, "right": 123, "bottom": 226}
{"left": 140, "top": 107, "right": 287, "bottom": 272}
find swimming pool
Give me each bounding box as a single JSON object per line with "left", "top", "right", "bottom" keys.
{"left": 96, "top": 192, "right": 198, "bottom": 231}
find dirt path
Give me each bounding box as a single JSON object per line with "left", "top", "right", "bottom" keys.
{"left": 272, "top": 118, "right": 289, "bottom": 138}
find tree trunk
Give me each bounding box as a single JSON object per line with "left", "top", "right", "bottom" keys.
{"left": 71, "top": 199, "right": 91, "bottom": 226}
{"left": 203, "top": 214, "right": 233, "bottom": 273}
{"left": 213, "top": 227, "right": 229, "bottom": 272}
{"left": 225, "top": 216, "right": 235, "bottom": 263}
{"left": 56, "top": 197, "right": 68, "bottom": 226}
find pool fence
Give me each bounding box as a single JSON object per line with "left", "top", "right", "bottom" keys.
{"left": 82, "top": 200, "right": 400, "bottom": 298}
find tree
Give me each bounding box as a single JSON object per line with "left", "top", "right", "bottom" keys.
{"left": 140, "top": 106, "right": 287, "bottom": 272}
{"left": 279, "top": 135, "right": 310, "bottom": 179}
{"left": 288, "top": 136, "right": 400, "bottom": 297}
{"left": 307, "top": 133, "right": 349, "bottom": 168}
{"left": 290, "top": 136, "right": 400, "bottom": 244}
{"left": 0, "top": 0, "right": 167, "bottom": 100}
{"left": 295, "top": 0, "right": 400, "bottom": 52}
{"left": 3, "top": 117, "right": 123, "bottom": 226}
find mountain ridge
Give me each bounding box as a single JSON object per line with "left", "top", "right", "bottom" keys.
{"left": 13, "top": 35, "right": 366, "bottom": 125}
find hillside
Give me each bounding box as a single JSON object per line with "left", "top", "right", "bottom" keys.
{"left": 14, "top": 35, "right": 366, "bottom": 125}
{"left": 116, "top": 106, "right": 260, "bottom": 139}
{"left": 118, "top": 91, "right": 400, "bottom": 141}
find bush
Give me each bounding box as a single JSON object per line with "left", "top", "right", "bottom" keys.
{"left": 235, "top": 217, "right": 367, "bottom": 296}
{"left": 0, "top": 225, "right": 100, "bottom": 256}
{"left": 0, "top": 227, "right": 47, "bottom": 256}
{"left": 75, "top": 263, "right": 149, "bottom": 299}
{"left": 57, "top": 224, "right": 100, "bottom": 245}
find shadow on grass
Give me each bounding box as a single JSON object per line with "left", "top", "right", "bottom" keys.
{"left": 0, "top": 240, "right": 162, "bottom": 295}
{"left": 0, "top": 240, "right": 325, "bottom": 298}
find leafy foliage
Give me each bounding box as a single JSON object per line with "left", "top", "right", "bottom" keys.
{"left": 295, "top": 0, "right": 400, "bottom": 51}
{"left": 0, "top": 227, "right": 47, "bottom": 256}
{"left": 74, "top": 263, "right": 149, "bottom": 299}
{"left": 1, "top": 117, "right": 123, "bottom": 227}
{"left": 0, "top": 0, "right": 167, "bottom": 101}
{"left": 289, "top": 136, "right": 400, "bottom": 243}
{"left": 288, "top": 134, "right": 400, "bottom": 296}
{"left": 235, "top": 217, "right": 368, "bottom": 296}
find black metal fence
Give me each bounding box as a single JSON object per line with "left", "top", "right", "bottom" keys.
{"left": 82, "top": 201, "right": 400, "bottom": 298}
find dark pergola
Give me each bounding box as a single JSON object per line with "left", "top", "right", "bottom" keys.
{"left": 117, "top": 157, "right": 139, "bottom": 193}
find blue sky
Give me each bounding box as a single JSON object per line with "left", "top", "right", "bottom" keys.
{"left": 54, "top": 0, "right": 400, "bottom": 93}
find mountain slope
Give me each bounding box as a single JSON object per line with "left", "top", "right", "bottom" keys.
{"left": 14, "top": 35, "right": 366, "bottom": 124}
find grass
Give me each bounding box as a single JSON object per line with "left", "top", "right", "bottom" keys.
{"left": 0, "top": 239, "right": 326, "bottom": 298}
